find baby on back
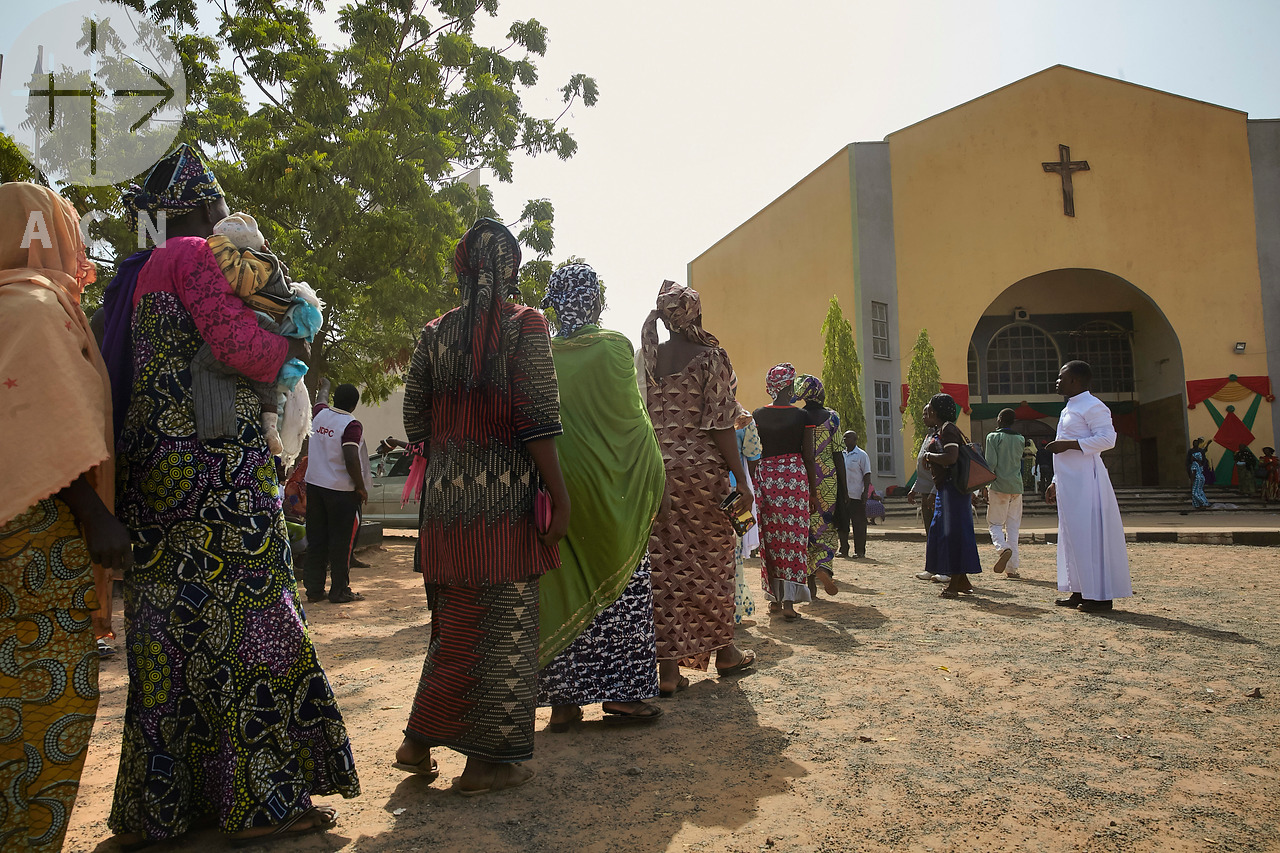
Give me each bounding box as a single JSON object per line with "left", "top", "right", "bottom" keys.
{"left": 190, "top": 212, "right": 323, "bottom": 457}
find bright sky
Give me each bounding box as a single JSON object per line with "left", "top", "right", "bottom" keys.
{"left": 6, "top": 0, "right": 1280, "bottom": 347}
{"left": 470, "top": 0, "right": 1280, "bottom": 345}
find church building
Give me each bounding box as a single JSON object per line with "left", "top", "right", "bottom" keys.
{"left": 691, "top": 66, "right": 1280, "bottom": 492}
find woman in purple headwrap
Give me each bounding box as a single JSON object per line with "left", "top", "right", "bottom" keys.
{"left": 639, "top": 281, "right": 756, "bottom": 698}
{"left": 794, "top": 374, "right": 841, "bottom": 595}
{"left": 106, "top": 145, "right": 360, "bottom": 845}
{"left": 751, "top": 364, "right": 821, "bottom": 620}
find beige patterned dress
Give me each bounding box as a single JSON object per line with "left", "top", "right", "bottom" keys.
{"left": 646, "top": 347, "right": 739, "bottom": 669}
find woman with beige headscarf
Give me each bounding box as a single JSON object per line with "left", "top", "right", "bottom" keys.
{"left": 639, "top": 280, "right": 756, "bottom": 698}
{"left": 0, "top": 182, "right": 133, "bottom": 852}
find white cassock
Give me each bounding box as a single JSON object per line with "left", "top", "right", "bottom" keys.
{"left": 1053, "top": 390, "right": 1132, "bottom": 600}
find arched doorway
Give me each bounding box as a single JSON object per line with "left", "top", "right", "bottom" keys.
{"left": 967, "top": 269, "right": 1188, "bottom": 488}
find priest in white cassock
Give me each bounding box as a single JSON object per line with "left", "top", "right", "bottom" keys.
{"left": 1045, "top": 360, "right": 1132, "bottom": 613}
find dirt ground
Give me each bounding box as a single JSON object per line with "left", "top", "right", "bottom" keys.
{"left": 66, "top": 539, "right": 1280, "bottom": 853}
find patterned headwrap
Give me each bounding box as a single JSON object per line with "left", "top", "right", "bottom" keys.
{"left": 121, "top": 143, "right": 224, "bottom": 217}
{"left": 639, "top": 280, "right": 720, "bottom": 393}
{"left": 541, "top": 262, "right": 600, "bottom": 337}
{"left": 794, "top": 374, "right": 825, "bottom": 405}
{"left": 453, "top": 218, "right": 522, "bottom": 387}
{"left": 929, "top": 392, "right": 959, "bottom": 423}
{"left": 766, "top": 363, "right": 796, "bottom": 400}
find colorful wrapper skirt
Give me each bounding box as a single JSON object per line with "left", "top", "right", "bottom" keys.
{"left": 0, "top": 499, "right": 99, "bottom": 853}
{"left": 756, "top": 454, "right": 813, "bottom": 603}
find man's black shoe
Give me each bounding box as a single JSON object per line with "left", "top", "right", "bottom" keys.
{"left": 306, "top": 592, "right": 327, "bottom": 603}
{"left": 1054, "top": 592, "right": 1083, "bottom": 607}
{"left": 1078, "top": 598, "right": 1113, "bottom": 613}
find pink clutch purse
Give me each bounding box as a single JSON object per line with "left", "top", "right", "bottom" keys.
{"left": 534, "top": 488, "right": 552, "bottom": 534}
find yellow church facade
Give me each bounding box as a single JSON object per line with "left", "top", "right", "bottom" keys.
{"left": 691, "top": 66, "right": 1280, "bottom": 491}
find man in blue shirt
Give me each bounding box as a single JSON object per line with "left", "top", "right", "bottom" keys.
{"left": 984, "top": 408, "right": 1026, "bottom": 577}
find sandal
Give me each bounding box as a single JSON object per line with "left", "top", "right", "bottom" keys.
{"left": 602, "top": 702, "right": 664, "bottom": 724}
{"left": 456, "top": 763, "right": 536, "bottom": 797}
{"left": 548, "top": 705, "right": 584, "bottom": 733}
{"left": 715, "top": 649, "right": 757, "bottom": 677}
{"left": 392, "top": 755, "right": 440, "bottom": 780}
{"left": 658, "top": 676, "right": 690, "bottom": 698}
{"left": 230, "top": 805, "right": 338, "bottom": 848}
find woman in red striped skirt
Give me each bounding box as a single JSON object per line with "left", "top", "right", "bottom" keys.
{"left": 751, "top": 364, "right": 821, "bottom": 621}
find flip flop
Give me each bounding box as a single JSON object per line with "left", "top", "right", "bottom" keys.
{"left": 658, "top": 676, "right": 690, "bottom": 698}
{"left": 716, "top": 649, "right": 757, "bottom": 677}
{"left": 782, "top": 610, "right": 801, "bottom": 621}
{"left": 392, "top": 756, "right": 440, "bottom": 780}
{"left": 230, "top": 805, "right": 338, "bottom": 848}
{"left": 602, "top": 702, "right": 664, "bottom": 724}
{"left": 456, "top": 764, "right": 536, "bottom": 797}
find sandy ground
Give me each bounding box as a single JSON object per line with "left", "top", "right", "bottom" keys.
{"left": 65, "top": 539, "right": 1280, "bottom": 853}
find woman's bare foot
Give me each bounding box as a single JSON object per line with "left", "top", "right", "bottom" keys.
{"left": 395, "top": 737, "right": 431, "bottom": 767}
{"left": 658, "top": 659, "right": 682, "bottom": 695}
{"left": 782, "top": 602, "right": 800, "bottom": 620}
{"left": 457, "top": 758, "right": 536, "bottom": 795}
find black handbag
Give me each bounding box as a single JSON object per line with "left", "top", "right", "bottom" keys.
{"left": 953, "top": 432, "right": 998, "bottom": 493}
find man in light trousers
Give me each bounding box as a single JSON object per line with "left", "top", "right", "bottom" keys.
{"left": 984, "top": 408, "right": 1026, "bottom": 577}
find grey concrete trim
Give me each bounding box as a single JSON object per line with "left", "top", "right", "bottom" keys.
{"left": 1247, "top": 120, "right": 1280, "bottom": 451}
{"left": 851, "top": 141, "right": 904, "bottom": 486}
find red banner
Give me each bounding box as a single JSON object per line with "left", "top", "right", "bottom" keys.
{"left": 1186, "top": 375, "right": 1274, "bottom": 409}
{"left": 900, "top": 382, "right": 971, "bottom": 414}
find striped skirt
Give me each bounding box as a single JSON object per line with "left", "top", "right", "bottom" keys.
{"left": 405, "top": 580, "right": 540, "bottom": 763}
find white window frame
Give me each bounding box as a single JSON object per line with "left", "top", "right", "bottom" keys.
{"left": 871, "top": 301, "right": 890, "bottom": 360}
{"left": 873, "top": 380, "right": 894, "bottom": 475}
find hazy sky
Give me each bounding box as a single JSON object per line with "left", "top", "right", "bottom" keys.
{"left": 6, "top": 0, "right": 1280, "bottom": 346}
{"left": 469, "top": 0, "right": 1280, "bottom": 344}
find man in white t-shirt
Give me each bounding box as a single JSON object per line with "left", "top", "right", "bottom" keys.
{"left": 303, "top": 383, "right": 372, "bottom": 604}
{"left": 839, "top": 430, "right": 872, "bottom": 559}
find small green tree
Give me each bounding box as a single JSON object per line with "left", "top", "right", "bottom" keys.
{"left": 819, "top": 296, "right": 865, "bottom": 437}
{"left": 904, "top": 328, "right": 942, "bottom": 458}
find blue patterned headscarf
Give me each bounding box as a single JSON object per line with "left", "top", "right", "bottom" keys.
{"left": 541, "top": 262, "right": 601, "bottom": 337}
{"left": 121, "top": 143, "right": 224, "bottom": 217}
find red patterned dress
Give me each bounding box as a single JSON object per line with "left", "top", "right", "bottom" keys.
{"left": 646, "top": 347, "right": 740, "bottom": 669}
{"left": 752, "top": 404, "right": 818, "bottom": 603}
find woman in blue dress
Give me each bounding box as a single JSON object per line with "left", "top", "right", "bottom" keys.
{"left": 921, "top": 394, "right": 982, "bottom": 597}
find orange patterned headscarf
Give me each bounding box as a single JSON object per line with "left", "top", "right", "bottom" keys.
{"left": 0, "top": 182, "right": 114, "bottom": 526}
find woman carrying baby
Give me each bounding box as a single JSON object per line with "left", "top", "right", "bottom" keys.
{"left": 102, "top": 144, "right": 360, "bottom": 846}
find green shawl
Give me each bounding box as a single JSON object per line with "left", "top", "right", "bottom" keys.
{"left": 537, "top": 325, "right": 666, "bottom": 667}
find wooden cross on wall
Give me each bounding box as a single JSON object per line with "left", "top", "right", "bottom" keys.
{"left": 1042, "top": 144, "right": 1090, "bottom": 217}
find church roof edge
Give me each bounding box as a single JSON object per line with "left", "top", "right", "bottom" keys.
{"left": 885, "top": 65, "right": 1247, "bottom": 140}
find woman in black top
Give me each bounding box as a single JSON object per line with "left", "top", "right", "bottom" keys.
{"left": 921, "top": 394, "right": 982, "bottom": 596}
{"left": 750, "top": 363, "right": 820, "bottom": 620}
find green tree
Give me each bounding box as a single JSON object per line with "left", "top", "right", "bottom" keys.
{"left": 5, "top": 0, "right": 598, "bottom": 400}
{"left": 904, "top": 328, "right": 942, "bottom": 459}
{"left": 819, "top": 296, "right": 865, "bottom": 438}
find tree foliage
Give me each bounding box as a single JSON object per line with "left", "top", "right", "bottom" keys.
{"left": 2, "top": 0, "right": 598, "bottom": 400}
{"left": 904, "top": 328, "right": 942, "bottom": 459}
{"left": 819, "top": 296, "right": 865, "bottom": 439}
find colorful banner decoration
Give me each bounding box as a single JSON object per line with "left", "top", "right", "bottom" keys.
{"left": 899, "top": 382, "right": 971, "bottom": 415}
{"left": 1186, "top": 374, "right": 1273, "bottom": 409}
{"left": 967, "top": 399, "right": 1136, "bottom": 422}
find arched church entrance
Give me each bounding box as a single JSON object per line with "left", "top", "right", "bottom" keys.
{"left": 967, "top": 269, "right": 1187, "bottom": 488}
